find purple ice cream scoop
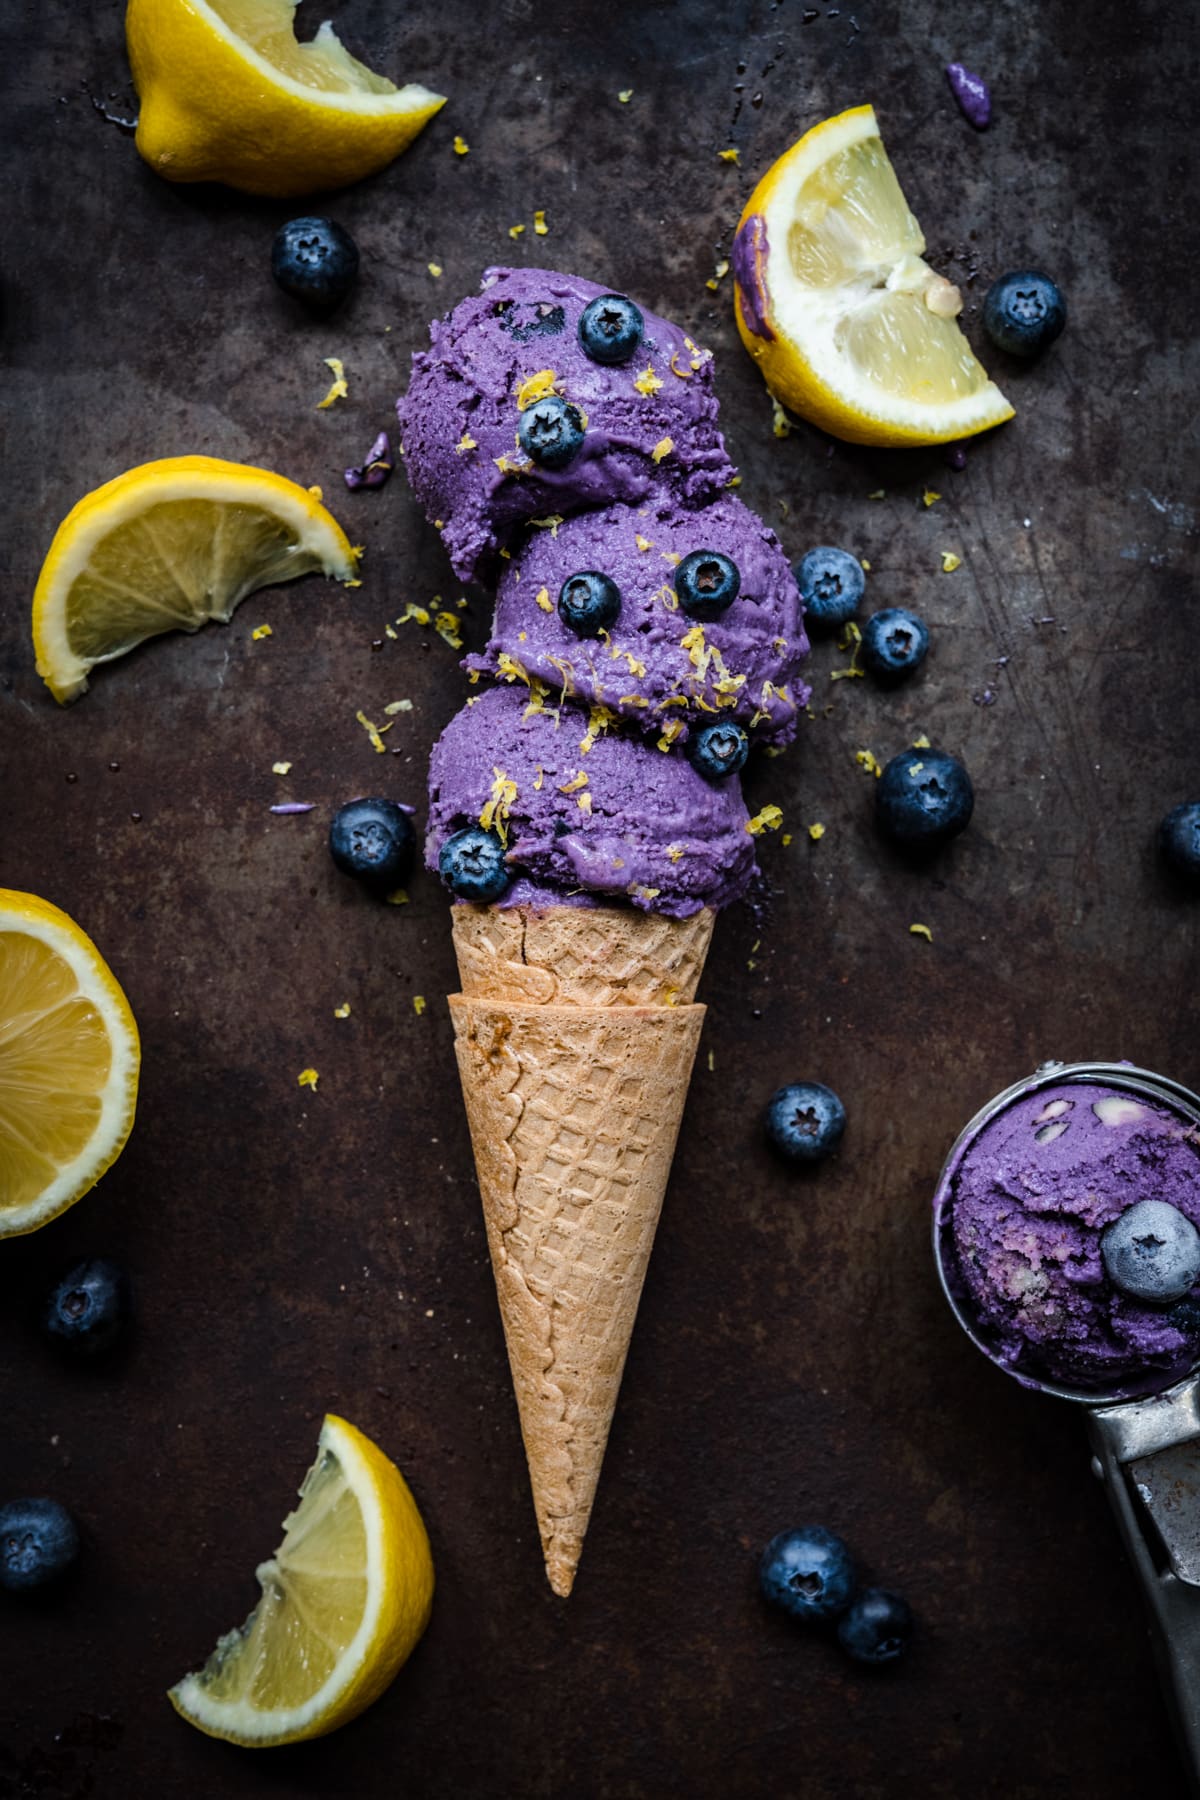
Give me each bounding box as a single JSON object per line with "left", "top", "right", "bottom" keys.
{"left": 425, "top": 682, "right": 757, "bottom": 917}
{"left": 470, "top": 494, "right": 812, "bottom": 745}
{"left": 938, "top": 1080, "right": 1200, "bottom": 1396}
{"left": 396, "top": 266, "right": 735, "bottom": 581}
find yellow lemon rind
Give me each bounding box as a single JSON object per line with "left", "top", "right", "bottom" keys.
{"left": 0, "top": 889, "right": 140, "bottom": 1239}
{"left": 168, "top": 1415, "right": 434, "bottom": 1747}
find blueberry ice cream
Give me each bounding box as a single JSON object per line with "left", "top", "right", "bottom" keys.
{"left": 396, "top": 266, "right": 734, "bottom": 580}
{"left": 937, "top": 1079, "right": 1200, "bottom": 1395}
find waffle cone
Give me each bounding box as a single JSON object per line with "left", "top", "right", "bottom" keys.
{"left": 451, "top": 903, "right": 714, "bottom": 1007}
{"left": 448, "top": 905, "right": 710, "bottom": 1596}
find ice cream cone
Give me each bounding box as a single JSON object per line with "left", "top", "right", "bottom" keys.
{"left": 448, "top": 904, "right": 712, "bottom": 1595}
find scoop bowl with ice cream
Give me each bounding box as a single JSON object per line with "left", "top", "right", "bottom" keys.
{"left": 933, "top": 1060, "right": 1200, "bottom": 1782}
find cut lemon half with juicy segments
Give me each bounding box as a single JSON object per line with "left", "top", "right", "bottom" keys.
{"left": 33, "top": 456, "right": 360, "bottom": 704}
{"left": 0, "top": 890, "right": 140, "bottom": 1239}
{"left": 733, "top": 105, "right": 1013, "bottom": 447}
{"left": 170, "top": 1415, "right": 434, "bottom": 1746}
{"left": 126, "top": 0, "right": 445, "bottom": 197}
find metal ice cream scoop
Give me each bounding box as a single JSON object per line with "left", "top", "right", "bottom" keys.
{"left": 932, "top": 1060, "right": 1200, "bottom": 1792}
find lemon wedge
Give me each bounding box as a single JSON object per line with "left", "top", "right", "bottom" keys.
{"left": 734, "top": 105, "right": 1013, "bottom": 447}
{"left": 32, "top": 456, "right": 359, "bottom": 704}
{"left": 126, "top": 0, "right": 445, "bottom": 197}
{"left": 170, "top": 1415, "right": 434, "bottom": 1746}
{"left": 0, "top": 890, "right": 139, "bottom": 1239}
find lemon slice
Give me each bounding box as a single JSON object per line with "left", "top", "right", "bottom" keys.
{"left": 170, "top": 1415, "right": 434, "bottom": 1746}
{"left": 126, "top": 0, "right": 445, "bottom": 197}
{"left": 734, "top": 105, "right": 1013, "bottom": 447}
{"left": 32, "top": 456, "right": 359, "bottom": 704}
{"left": 0, "top": 890, "right": 139, "bottom": 1239}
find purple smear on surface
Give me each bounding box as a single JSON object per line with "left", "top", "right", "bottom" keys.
{"left": 946, "top": 443, "right": 968, "bottom": 471}
{"left": 270, "top": 802, "right": 316, "bottom": 815}
{"left": 946, "top": 62, "right": 991, "bottom": 129}
{"left": 345, "top": 431, "right": 394, "bottom": 491}
{"left": 732, "top": 215, "right": 774, "bottom": 340}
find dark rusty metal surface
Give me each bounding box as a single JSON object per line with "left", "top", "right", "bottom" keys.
{"left": 2, "top": 0, "right": 1198, "bottom": 1794}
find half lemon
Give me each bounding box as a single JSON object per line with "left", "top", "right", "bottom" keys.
{"left": 0, "top": 889, "right": 140, "bottom": 1239}
{"left": 126, "top": 0, "right": 445, "bottom": 197}
{"left": 33, "top": 456, "right": 359, "bottom": 704}
{"left": 733, "top": 105, "right": 1013, "bottom": 447}
{"left": 170, "top": 1415, "right": 435, "bottom": 1746}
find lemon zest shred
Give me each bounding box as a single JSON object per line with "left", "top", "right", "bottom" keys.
{"left": 745, "top": 805, "right": 783, "bottom": 836}
{"left": 298, "top": 1068, "right": 319, "bottom": 1090}
{"left": 808, "top": 822, "right": 826, "bottom": 841}
{"left": 455, "top": 432, "right": 478, "bottom": 455}
{"left": 577, "top": 791, "right": 593, "bottom": 815}
{"left": 384, "top": 699, "right": 413, "bottom": 715}
{"left": 718, "top": 147, "right": 739, "bottom": 163}
{"left": 529, "top": 514, "right": 564, "bottom": 534}
{"left": 316, "top": 357, "right": 348, "bottom": 409}
{"left": 666, "top": 844, "right": 685, "bottom": 863}
{"left": 535, "top": 585, "right": 553, "bottom": 613}
{"left": 533, "top": 766, "right": 544, "bottom": 790}
{"left": 634, "top": 366, "right": 664, "bottom": 396}
{"left": 923, "top": 488, "right": 941, "bottom": 507}
{"left": 635, "top": 534, "right": 653, "bottom": 551}
{"left": 910, "top": 922, "right": 934, "bottom": 942}
{"left": 251, "top": 623, "right": 272, "bottom": 641}
{"left": 508, "top": 223, "right": 525, "bottom": 239}
{"left": 413, "top": 995, "right": 427, "bottom": 1015}
{"left": 453, "top": 135, "right": 470, "bottom": 155}
{"left": 386, "top": 888, "right": 409, "bottom": 906}
{"left": 856, "top": 749, "right": 883, "bottom": 778}
{"left": 480, "top": 768, "right": 518, "bottom": 844}
{"left": 427, "top": 263, "right": 443, "bottom": 278}
{"left": 618, "top": 88, "right": 633, "bottom": 102}
{"left": 558, "top": 770, "right": 589, "bottom": 794}
{"left": 771, "top": 396, "right": 793, "bottom": 438}
{"left": 651, "top": 436, "right": 673, "bottom": 463}
{"left": 435, "top": 610, "right": 464, "bottom": 649}
{"left": 941, "top": 550, "right": 962, "bottom": 572}
{"left": 355, "top": 710, "right": 391, "bottom": 753}
{"left": 533, "top": 210, "right": 548, "bottom": 235}
{"left": 334, "top": 1002, "right": 351, "bottom": 1019}
{"left": 271, "top": 760, "right": 292, "bottom": 775}
{"left": 515, "top": 369, "right": 559, "bottom": 410}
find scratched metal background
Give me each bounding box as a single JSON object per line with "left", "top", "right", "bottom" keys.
{"left": 1, "top": 0, "right": 1197, "bottom": 1794}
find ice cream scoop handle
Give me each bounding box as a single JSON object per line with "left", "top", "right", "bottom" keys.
{"left": 1090, "top": 1378, "right": 1200, "bottom": 1793}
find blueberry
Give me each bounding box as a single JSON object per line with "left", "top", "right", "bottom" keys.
{"left": 876, "top": 749, "right": 973, "bottom": 846}
{"left": 688, "top": 721, "right": 749, "bottom": 781}
{"left": 517, "top": 395, "right": 586, "bottom": 470}
{"left": 836, "top": 1588, "right": 913, "bottom": 1665}
{"left": 1101, "top": 1201, "right": 1200, "bottom": 1306}
{"left": 41, "top": 1258, "right": 129, "bottom": 1358}
{"left": 578, "top": 294, "right": 645, "bottom": 366}
{"left": 675, "top": 550, "right": 741, "bottom": 618}
{"left": 861, "top": 608, "right": 929, "bottom": 681}
{"left": 794, "top": 547, "right": 865, "bottom": 630}
{"left": 558, "top": 571, "right": 622, "bottom": 637}
{"left": 271, "top": 218, "right": 359, "bottom": 314}
{"left": 765, "top": 1082, "right": 846, "bottom": 1164}
{"left": 329, "top": 799, "right": 416, "bottom": 893}
{"left": 0, "top": 1499, "right": 80, "bottom": 1593}
{"left": 759, "top": 1526, "right": 856, "bottom": 1622}
{"left": 438, "top": 826, "right": 510, "bottom": 903}
{"left": 982, "top": 270, "right": 1066, "bottom": 358}
{"left": 1159, "top": 802, "right": 1200, "bottom": 890}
